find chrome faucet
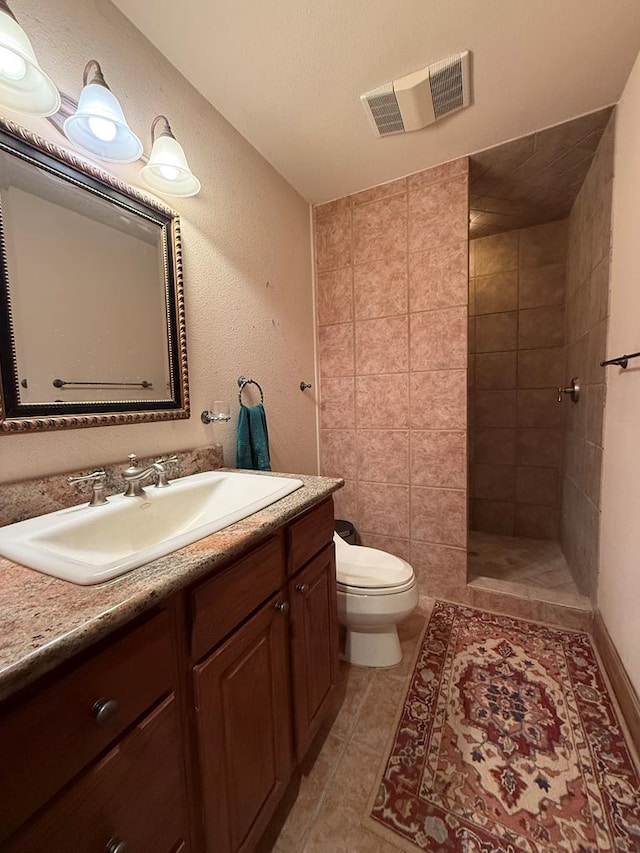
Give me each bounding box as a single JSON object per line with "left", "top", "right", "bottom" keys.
{"left": 122, "top": 453, "right": 177, "bottom": 497}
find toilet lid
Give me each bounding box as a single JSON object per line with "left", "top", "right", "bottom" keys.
{"left": 334, "top": 539, "right": 415, "bottom": 590}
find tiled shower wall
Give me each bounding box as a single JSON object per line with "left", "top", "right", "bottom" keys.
{"left": 314, "top": 159, "right": 469, "bottom": 600}
{"left": 561, "top": 114, "right": 614, "bottom": 597}
{"left": 468, "top": 221, "right": 568, "bottom": 539}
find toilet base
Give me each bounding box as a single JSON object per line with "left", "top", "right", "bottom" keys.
{"left": 343, "top": 624, "right": 402, "bottom": 667}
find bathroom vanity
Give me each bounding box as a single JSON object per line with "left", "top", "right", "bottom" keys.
{"left": 0, "top": 479, "right": 339, "bottom": 853}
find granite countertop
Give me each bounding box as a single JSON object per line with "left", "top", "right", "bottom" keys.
{"left": 0, "top": 472, "right": 343, "bottom": 702}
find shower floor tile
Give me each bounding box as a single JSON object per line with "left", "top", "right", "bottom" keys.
{"left": 467, "top": 530, "right": 590, "bottom": 608}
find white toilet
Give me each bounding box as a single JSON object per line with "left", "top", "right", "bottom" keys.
{"left": 333, "top": 533, "right": 418, "bottom": 668}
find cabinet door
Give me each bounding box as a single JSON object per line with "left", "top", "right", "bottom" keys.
{"left": 194, "top": 594, "right": 293, "bottom": 853}
{"left": 289, "top": 543, "right": 339, "bottom": 761}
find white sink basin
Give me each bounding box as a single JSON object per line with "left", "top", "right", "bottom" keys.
{"left": 0, "top": 470, "right": 303, "bottom": 585}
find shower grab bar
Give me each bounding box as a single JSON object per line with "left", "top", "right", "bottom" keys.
{"left": 600, "top": 351, "right": 640, "bottom": 369}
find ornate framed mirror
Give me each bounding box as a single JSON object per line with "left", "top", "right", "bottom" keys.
{"left": 0, "top": 117, "right": 189, "bottom": 433}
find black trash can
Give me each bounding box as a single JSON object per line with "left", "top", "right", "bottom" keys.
{"left": 335, "top": 519, "right": 357, "bottom": 545}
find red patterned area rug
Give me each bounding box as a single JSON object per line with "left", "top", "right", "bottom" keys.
{"left": 368, "top": 601, "right": 640, "bottom": 852}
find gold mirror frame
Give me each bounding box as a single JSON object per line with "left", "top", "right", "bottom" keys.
{"left": 0, "top": 116, "right": 190, "bottom": 434}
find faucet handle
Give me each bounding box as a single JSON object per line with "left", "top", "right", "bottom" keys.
{"left": 154, "top": 454, "right": 178, "bottom": 488}
{"left": 67, "top": 470, "right": 108, "bottom": 507}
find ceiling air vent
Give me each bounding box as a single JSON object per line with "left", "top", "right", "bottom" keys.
{"left": 360, "top": 50, "right": 471, "bottom": 138}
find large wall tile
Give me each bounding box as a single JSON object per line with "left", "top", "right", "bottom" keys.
{"left": 474, "top": 231, "right": 519, "bottom": 276}
{"left": 408, "top": 158, "right": 468, "bottom": 189}
{"left": 409, "top": 370, "right": 466, "bottom": 430}
{"left": 408, "top": 178, "right": 468, "bottom": 254}
{"left": 517, "top": 347, "right": 564, "bottom": 388}
{"left": 517, "top": 429, "right": 563, "bottom": 468}
{"left": 475, "top": 312, "right": 518, "bottom": 353}
{"left": 320, "top": 377, "right": 355, "bottom": 429}
{"left": 519, "top": 263, "right": 566, "bottom": 309}
{"left": 317, "top": 267, "right": 353, "bottom": 326}
{"left": 514, "top": 503, "right": 559, "bottom": 540}
{"left": 411, "top": 487, "right": 466, "bottom": 547}
{"left": 474, "top": 390, "right": 517, "bottom": 427}
{"left": 474, "top": 271, "right": 518, "bottom": 314}
{"left": 357, "top": 429, "right": 409, "bottom": 484}
{"left": 474, "top": 463, "right": 516, "bottom": 501}
{"left": 358, "top": 532, "right": 410, "bottom": 561}
{"left": 358, "top": 482, "right": 410, "bottom": 538}
{"left": 352, "top": 178, "right": 406, "bottom": 207}
{"left": 353, "top": 194, "right": 406, "bottom": 264}
{"left": 333, "top": 479, "right": 357, "bottom": 524}
{"left": 410, "top": 430, "right": 466, "bottom": 489}
{"left": 515, "top": 466, "right": 560, "bottom": 506}
{"left": 316, "top": 210, "right": 351, "bottom": 272}
{"left": 410, "top": 307, "right": 467, "bottom": 371}
{"left": 519, "top": 220, "right": 567, "bottom": 267}
{"left": 472, "top": 499, "right": 515, "bottom": 536}
{"left": 518, "top": 306, "right": 564, "bottom": 349}
{"left": 517, "top": 389, "right": 564, "bottom": 429}
{"left": 475, "top": 428, "right": 517, "bottom": 465}
{"left": 475, "top": 351, "right": 517, "bottom": 389}
{"left": 409, "top": 541, "right": 467, "bottom": 599}
{"left": 319, "top": 429, "right": 356, "bottom": 478}
{"left": 408, "top": 243, "right": 467, "bottom": 312}
{"left": 355, "top": 316, "right": 408, "bottom": 374}
{"left": 318, "top": 323, "right": 354, "bottom": 377}
{"left": 355, "top": 374, "right": 408, "bottom": 428}
{"left": 354, "top": 257, "right": 407, "bottom": 320}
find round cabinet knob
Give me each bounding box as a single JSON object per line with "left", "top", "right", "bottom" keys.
{"left": 105, "top": 839, "right": 129, "bottom": 853}
{"left": 93, "top": 697, "right": 119, "bottom": 725}
{"left": 295, "top": 583, "right": 309, "bottom": 594}
{"left": 274, "top": 600, "right": 289, "bottom": 614}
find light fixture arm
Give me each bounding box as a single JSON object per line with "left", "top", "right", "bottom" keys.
{"left": 0, "top": 0, "right": 18, "bottom": 23}
{"left": 82, "top": 59, "right": 109, "bottom": 89}
{"left": 151, "top": 114, "right": 175, "bottom": 143}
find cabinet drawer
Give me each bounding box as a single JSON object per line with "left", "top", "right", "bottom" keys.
{"left": 0, "top": 610, "right": 174, "bottom": 842}
{"left": 6, "top": 695, "right": 188, "bottom": 853}
{"left": 191, "top": 535, "right": 285, "bottom": 660}
{"left": 287, "top": 498, "right": 334, "bottom": 576}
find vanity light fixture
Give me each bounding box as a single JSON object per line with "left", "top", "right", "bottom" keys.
{"left": 140, "top": 115, "right": 201, "bottom": 197}
{"left": 63, "top": 60, "right": 142, "bottom": 163}
{"left": 0, "top": 0, "right": 60, "bottom": 116}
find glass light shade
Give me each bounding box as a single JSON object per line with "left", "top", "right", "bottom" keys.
{"left": 0, "top": 8, "right": 60, "bottom": 116}
{"left": 63, "top": 82, "right": 143, "bottom": 163}
{"left": 140, "top": 134, "right": 201, "bottom": 197}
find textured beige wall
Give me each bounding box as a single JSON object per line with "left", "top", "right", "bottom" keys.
{"left": 468, "top": 222, "right": 567, "bottom": 541}
{"left": 313, "top": 160, "right": 469, "bottom": 603}
{"left": 561, "top": 116, "right": 614, "bottom": 598}
{"left": 0, "top": 0, "right": 317, "bottom": 481}
{"left": 599, "top": 52, "right": 640, "bottom": 694}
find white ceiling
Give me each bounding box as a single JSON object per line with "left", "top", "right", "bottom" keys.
{"left": 112, "top": 0, "right": 640, "bottom": 204}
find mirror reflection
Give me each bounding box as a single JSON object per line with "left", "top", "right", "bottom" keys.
{"left": 2, "top": 154, "right": 171, "bottom": 404}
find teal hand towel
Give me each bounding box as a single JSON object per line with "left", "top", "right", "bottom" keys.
{"left": 236, "top": 403, "right": 271, "bottom": 471}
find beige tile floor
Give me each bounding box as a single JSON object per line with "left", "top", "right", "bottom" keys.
{"left": 271, "top": 606, "right": 431, "bottom": 853}
{"left": 467, "top": 530, "right": 590, "bottom": 609}
{"left": 269, "top": 536, "right": 591, "bottom": 851}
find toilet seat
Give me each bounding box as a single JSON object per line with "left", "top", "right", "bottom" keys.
{"left": 334, "top": 534, "right": 415, "bottom": 595}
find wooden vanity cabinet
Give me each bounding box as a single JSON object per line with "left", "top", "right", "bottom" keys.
{"left": 0, "top": 496, "right": 338, "bottom": 853}
{"left": 191, "top": 498, "right": 338, "bottom": 853}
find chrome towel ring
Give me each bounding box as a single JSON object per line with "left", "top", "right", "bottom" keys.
{"left": 238, "top": 375, "right": 264, "bottom": 406}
